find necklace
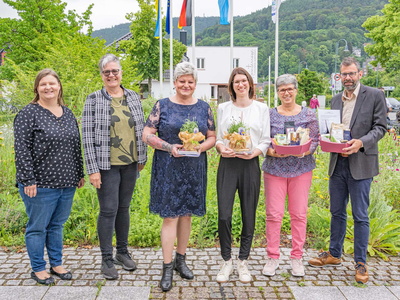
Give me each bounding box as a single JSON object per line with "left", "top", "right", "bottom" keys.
{"left": 111, "top": 97, "right": 123, "bottom": 108}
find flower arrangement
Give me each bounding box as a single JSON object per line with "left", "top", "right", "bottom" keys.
{"left": 178, "top": 119, "right": 205, "bottom": 151}
{"left": 223, "top": 119, "right": 251, "bottom": 152}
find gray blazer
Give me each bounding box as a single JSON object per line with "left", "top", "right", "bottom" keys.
{"left": 82, "top": 86, "right": 147, "bottom": 175}
{"left": 329, "top": 84, "right": 387, "bottom": 180}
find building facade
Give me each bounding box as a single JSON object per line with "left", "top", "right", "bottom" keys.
{"left": 150, "top": 46, "right": 258, "bottom": 102}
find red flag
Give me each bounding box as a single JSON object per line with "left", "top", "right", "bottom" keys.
{"left": 178, "top": 0, "right": 192, "bottom": 29}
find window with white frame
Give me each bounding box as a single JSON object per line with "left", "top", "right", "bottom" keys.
{"left": 233, "top": 58, "right": 239, "bottom": 68}
{"left": 211, "top": 86, "right": 216, "bottom": 99}
{"left": 197, "top": 58, "right": 205, "bottom": 69}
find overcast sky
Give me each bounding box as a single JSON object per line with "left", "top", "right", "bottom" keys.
{"left": 0, "top": 0, "right": 276, "bottom": 30}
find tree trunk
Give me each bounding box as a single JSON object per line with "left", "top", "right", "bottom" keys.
{"left": 148, "top": 78, "right": 152, "bottom": 97}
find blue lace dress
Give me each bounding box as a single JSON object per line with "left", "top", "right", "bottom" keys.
{"left": 145, "top": 98, "right": 215, "bottom": 218}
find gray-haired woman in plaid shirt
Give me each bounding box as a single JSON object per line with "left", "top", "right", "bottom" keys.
{"left": 82, "top": 54, "right": 147, "bottom": 280}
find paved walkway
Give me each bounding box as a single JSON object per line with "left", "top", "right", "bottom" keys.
{"left": 0, "top": 246, "right": 399, "bottom": 299}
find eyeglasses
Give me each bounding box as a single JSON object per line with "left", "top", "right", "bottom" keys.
{"left": 340, "top": 72, "right": 358, "bottom": 78}
{"left": 233, "top": 79, "right": 248, "bottom": 86}
{"left": 102, "top": 69, "right": 120, "bottom": 76}
{"left": 278, "top": 88, "right": 296, "bottom": 94}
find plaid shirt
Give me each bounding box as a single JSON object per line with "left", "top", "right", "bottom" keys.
{"left": 82, "top": 86, "right": 147, "bottom": 175}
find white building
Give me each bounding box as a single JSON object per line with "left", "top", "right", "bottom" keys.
{"left": 150, "top": 46, "right": 258, "bottom": 102}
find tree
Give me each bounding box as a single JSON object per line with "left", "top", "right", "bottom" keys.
{"left": 120, "top": 0, "right": 187, "bottom": 95}
{"left": 0, "top": 0, "right": 96, "bottom": 76}
{"left": 363, "top": 0, "right": 400, "bottom": 71}
{"left": 296, "top": 69, "right": 327, "bottom": 103}
{"left": 0, "top": 0, "right": 109, "bottom": 114}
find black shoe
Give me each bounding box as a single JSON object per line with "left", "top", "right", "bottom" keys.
{"left": 115, "top": 252, "right": 137, "bottom": 271}
{"left": 101, "top": 256, "right": 119, "bottom": 280}
{"left": 160, "top": 262, "right": 174, "bottom": 292}
{"left": 30, "top": 272, "right": 55, "bottom": 285}
{"left": 174, "top": 252, "right": 194, "bottom": 280}
{"left": 50, "top": 267, "right": 73, "bottom": 280}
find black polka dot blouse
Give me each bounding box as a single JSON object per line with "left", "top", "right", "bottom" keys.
{"left": 14, "top": 103, "right": 84, "bottom": 188}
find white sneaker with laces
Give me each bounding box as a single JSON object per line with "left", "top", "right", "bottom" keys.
{"left": 291, "top": 258, "right": 305, "bottom": 277}
{"left": 237, "top": 259, "right": 252, "bottom": 283}
{"left": 216, "top": 259, "right": 233, "bottom": 283}
{"left": 262, "top": 257, "right": 279, "bottom": 276}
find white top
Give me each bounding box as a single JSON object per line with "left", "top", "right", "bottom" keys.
{"left": 216, "top": 100, "right": 271, "bottom": 156}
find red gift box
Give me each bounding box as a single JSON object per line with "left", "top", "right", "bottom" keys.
{"left": 319, "top": 137, "right": 350, "bottom": 153}
{"left": 272, "top": 138, "right": 311, "bottom": 155}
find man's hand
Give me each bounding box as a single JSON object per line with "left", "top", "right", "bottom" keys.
{"left": 342, "top": 139, "right": 363, "bottom": 155}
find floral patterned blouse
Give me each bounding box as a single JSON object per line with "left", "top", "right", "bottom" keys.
{"left": 262, "top": 107, "right": 319, "bottom": 178}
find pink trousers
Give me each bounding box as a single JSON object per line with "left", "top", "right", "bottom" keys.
{"left": 263, "top": 171, "right": 312, "bottom": 259}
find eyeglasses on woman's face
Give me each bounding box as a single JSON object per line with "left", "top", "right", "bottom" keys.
{"left": 233, "top": 78, "right": 248, "bottom": 86}
{"left": 102, "top": 69, "right": 120, "bottom": 76}
{"left": 278, "top": 87, "right": 296, "bottom": 94}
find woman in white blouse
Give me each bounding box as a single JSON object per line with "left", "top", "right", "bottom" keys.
{"left": 215, "top": 67, "right": 270, "bottom": 284}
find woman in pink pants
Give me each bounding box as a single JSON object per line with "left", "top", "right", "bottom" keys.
{"left": 262, "top": 74, "right": 319, "bottom": 277}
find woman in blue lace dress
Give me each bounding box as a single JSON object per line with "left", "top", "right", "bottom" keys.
{"left": 142, "top": 62, "right": 216, "bottom": 292}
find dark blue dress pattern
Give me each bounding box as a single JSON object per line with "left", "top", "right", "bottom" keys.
{"left": 145, "top": 98, "right": 215, "bottom": 218}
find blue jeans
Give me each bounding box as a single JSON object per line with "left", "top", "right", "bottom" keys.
{"left": 19, "top": 185, "right": 75, "bottom": 272}
{"left": 328, "top": 156, "right": 372, "bottom": 264}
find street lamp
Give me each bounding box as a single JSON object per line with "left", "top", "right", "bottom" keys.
{"left": 333, "top": 39, "right": 349, "bottom": 95}
{"left": 298, "top": 61, "right": 308, "bottom": 74}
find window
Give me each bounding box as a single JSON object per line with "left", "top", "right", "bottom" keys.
{"left": 233, "top": 58, "right": 239, "bottom": 68}
{"left": 211, "top": 86, "right": 216, "bottom": 99}
{"left": 197, "top": 58, "right": 205, "bottom": 69}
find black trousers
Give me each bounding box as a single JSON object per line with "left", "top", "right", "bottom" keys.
{"left": 217, "top": 157, "right": 261, "bottom": 261}
{"left": 97, "top": 163, "right": 138, "bottom": 257}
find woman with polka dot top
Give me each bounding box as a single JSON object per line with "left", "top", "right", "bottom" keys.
{"left": 14, "top": 69, "right": 85, "bottom": 285}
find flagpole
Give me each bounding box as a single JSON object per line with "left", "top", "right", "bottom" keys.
{"left": 169, "top": 0, "right": 174, "bottom": 96}
{"left": 230, "top": 0, "right": 233, "bottom": 73}
{"left": 274, "top": 0, "right": 280, "bottom": 107}
{"left": 191, "top": 0, "right": 195, "bottom": 64}
{"left": 159, "top": 0, "right": 163, "bottom": 97}
{"left": 268, "top": 55, "right": 271, "bottom": 107}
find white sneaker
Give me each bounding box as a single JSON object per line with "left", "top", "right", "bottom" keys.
{"left": 237, "top": 259, "right": 252, "bottom": 283}
{"left": 262, "top": 257, "right": 279, "bottom": 276}
{"left": 216, "top": 259, "right": 233, "bottom": 283}
{"left": 291, "top": 258, "right": 305, "bottom": 277}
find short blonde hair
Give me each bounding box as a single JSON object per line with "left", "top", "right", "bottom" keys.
{"left": 173, "top": 62, "right": 198, "bottom": 82}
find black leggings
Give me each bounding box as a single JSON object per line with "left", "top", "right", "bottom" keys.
{"left": 217, "top": 157, "right": 260, "bottom": 261}
{"left": 97, "top": 163, "right": 138, "bottom": 257}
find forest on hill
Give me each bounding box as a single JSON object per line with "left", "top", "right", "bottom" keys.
{"left": 93, "top": 0, "right": 387, "bottom": 77}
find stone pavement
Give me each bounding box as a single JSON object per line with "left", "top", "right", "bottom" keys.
{"left": 0, "top": 246, "right": 399, "bottom": 300}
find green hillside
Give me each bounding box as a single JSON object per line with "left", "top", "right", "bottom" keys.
{"left": 92, "top": 17, "right": 220, "bottom": 45}
{"left": 92, "top": 0, "right": 387, "bottom": 77}
{"left": 196, "top": 0, "right": 386, "bottom": 77}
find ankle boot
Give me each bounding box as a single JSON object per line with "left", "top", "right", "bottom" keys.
{"left": 160, "top": 262, "right": 174, "bottom": 292}
{"left": 174, "top": 252, "right": 194, "bottom": 280}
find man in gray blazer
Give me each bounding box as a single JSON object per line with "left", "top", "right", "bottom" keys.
{"left": 308, "top": 57, "right": 387, "bottom": 284}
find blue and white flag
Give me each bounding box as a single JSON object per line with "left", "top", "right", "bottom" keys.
{"left": 271, "top": 0, "right": 281, "bottom": 24}
{"left": 218, "top": 0, "right": 230, "bottom": 25}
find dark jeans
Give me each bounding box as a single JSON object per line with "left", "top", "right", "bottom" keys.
{"left": 97, "top": 163, "right": 138, "bottom": 257}
{"left": 19, "top": 185, "right": 75, "bottom": 272}
{"left": 217, "top": 157, "right": 260, "bottom": 261}
{"left": 329, "top": 156, "right": 372, "bottom": 264}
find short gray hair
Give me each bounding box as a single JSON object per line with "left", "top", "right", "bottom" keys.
{"left": 340, "top": 56, "right": 360, "bottom": 71}
{"left": 276, "top": 74, "right": 298, "bottom": 90}
{"left": 98, "top": 54, "right": 121, "bottom": 72}
{"left": 173, "top": 62, "right": 198, "bottom": 82}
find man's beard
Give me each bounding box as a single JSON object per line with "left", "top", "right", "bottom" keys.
{"left": 343, "top": 79, "right": 359, "bottom": 91}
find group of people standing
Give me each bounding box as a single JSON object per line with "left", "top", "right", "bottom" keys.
{"left": 14, "top": 55, "right": 386, "bottom": 289}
